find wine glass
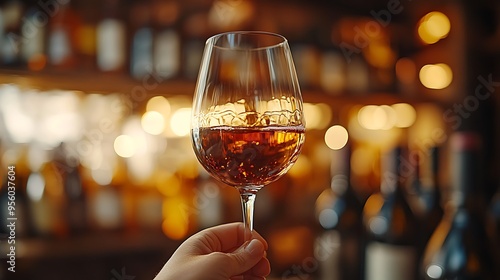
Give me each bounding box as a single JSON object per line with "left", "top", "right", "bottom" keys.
{"left": 191, "top": 31, "right": 305, "bottom": 242}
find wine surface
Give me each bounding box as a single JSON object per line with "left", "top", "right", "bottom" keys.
{"left": 192, "top": 126, "right": 305, "bottom": 188}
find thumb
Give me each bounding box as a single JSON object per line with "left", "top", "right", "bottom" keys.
{"left": 225, "top": 239, "right": 265, "bottom": 276}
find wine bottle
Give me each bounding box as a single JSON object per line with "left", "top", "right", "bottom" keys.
{"left": 75, "top": 1, "right": 98, "bottom": 71}
{"left": 0, "top": 145, "right": 34, "bottom": 238}
{"left": 47, "top": 0, "right": 80, "bottom": 69}
{"left": 0, "top": 170, "right": 30, "bottom": 237}
{"left": 364, "top": 146, "right": 419, "bottom": 280}
{"left": 129, "top": 0, "right": 153, "bottom": 79}
{"left": 346, "top": 56, "right": 370, "bottom": 95}
{"left": 320, "top": 49, "right": 346, "bottom": 95}
{"left": 20, "top": 6, "right": 46, "bottom": 70}
{"left": 315, "top": 145, "right": 364, "bottom": 280}
{"left": 53, "top": 144, "right": 87, "bottom": 235}
{"left": 289, "top": 30, "right": 320, "bottom": 89}
{"left": 488, "top": 188, "right": 500, "bottom": 268}
{"left": 96, "top": 0, "right": 126, "bottom": 72}
{"left": 181, "top": 10, "right": 209, "bottom": 80}
{"left": 414, "top": 147, "right": 444, "bottom": 249}
{"left": 1, "top": 166, "right": 31, "bottom": 238}
{"left": 89, "top": 180, "right": 123, "bottom": 232}
{"left": 152, "top": 0, "right": 181, "bottom": 79}
{"left": 411, "top": 146, "right": 444, "bottom": 252}
{"left": 1, "top": 1, "right": 23, "bottom": 66}
{"left": 27, "top": 168, "right": 68, "bottom": 237}
{"left": 421, "top": 131, "right": 495, "bottom": 280}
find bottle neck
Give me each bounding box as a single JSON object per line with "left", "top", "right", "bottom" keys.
{"left": 380, "top": 147, "right": 404, "bottom": 196}
{"left": 424, "top": 146, "right": 442, "bottom": 206}
{"left": 448, "top": 132, "right": 484, "bottom": 209}
{"left": 330, "top": 145, "right": 352, "bottom": 196}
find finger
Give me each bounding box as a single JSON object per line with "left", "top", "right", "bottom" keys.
{"left": 196, "top": 222, "right": 268, "bottom": 253}
{"left": 232, "top": 276, "right": 266, "bottom": 280}
{"left": 230, "top": 276, "right": 265, "bottom": 280}
{"left": 225, "top": 239, "right": 266, "bottom": 276}
{"left": 250, "top": 230, "right": 268, "bottom": 251}
{"left": 250, "top": 257, "right": 271, "bottom": 277}
{"left": 244, "top": 276, "right": 266, "bottom": 280}
{"left": 191, "top": 223, "right": 241, "bottom": 253}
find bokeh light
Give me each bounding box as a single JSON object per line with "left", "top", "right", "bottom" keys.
{"left": 358, "top": 105, "right": 396, "bottom": 130}
{"left": 162, "top": 198, "right": 190, "bottom": 240}
{"left": 418, "top": 11, "right": 451, "bottom": 44}
{"left": 365, "top": 41, "right": 396, "bottom": 69}
{"left": 156, "top": 173, "right": 182, "bottom": 197}
{"left": 358, "top": 105, "right": 379, "bottom": 130}
{"left": 324, "top": 125, "right": 349, "bottom": 150}
{"left": 26, "top": 172, "right": 45, "bottom": 202}
{"left": 304, "top": 103, "right": 332, "bottom": 130}
{"left": 141, "top": 111, "right": 165, "bottom": 135}
{"left": 315, "top": 189, "right": 338, "bottom": 229}
{"left": 351, "top": 146, "right": 376, "bottom": 176}
{"left": 419, "top": 63, "right": 453, "bottom": 89}
{"left": 287, "top": 155, "right": 312, "bottom": 178}
{"left": 114, "top": 134, "right": 137, "bottom": 158}
{"left": 170, "top": 108, "right": 192, "bottom": 137}
{"left": 91, "top": 167, "right": 114, "bottom": 186}
{"left": 349, "top": 106, "right": 402, "bottom": 148}
{"left": 391, "top": 103, "right": 417, "bottom": 128}
{"left": 147, "top": 95, "right": 171, "bottom": 115}
{"left": 408, "top": 104, "right": 447, "bottom": 149}
{"left": 208, "top": 0, "right": 255, "bottom": 31}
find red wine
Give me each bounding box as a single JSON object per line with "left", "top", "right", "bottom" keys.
{"left": 192, "top": 126, "right": 305, "bottom": 188}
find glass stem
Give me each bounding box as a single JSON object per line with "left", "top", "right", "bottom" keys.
{"left": 239, "top": 191, "right": 257, "bottom": 242}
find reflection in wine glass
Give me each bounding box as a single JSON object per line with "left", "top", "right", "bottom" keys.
{"left": 191, "top": 31, "right": 305, "bottom": 242}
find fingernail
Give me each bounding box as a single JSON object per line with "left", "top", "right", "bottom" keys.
{"left": 245, "top": 239, "right": 264, "bottom": 255}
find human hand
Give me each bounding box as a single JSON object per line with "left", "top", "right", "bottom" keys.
{"left": 154, "top": 222, "right": 271, "bottom": 280}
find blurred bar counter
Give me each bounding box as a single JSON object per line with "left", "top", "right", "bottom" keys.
{"left": 0, "top": 230, "right": 179, "bottom": 280}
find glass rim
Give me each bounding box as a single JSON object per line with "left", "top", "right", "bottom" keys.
{"left": 206, "top": 31, "right": 288, "bottom": 51}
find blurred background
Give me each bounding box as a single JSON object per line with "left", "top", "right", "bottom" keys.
{"left": 0, "top": 0, "right": 498, "bottom": 279}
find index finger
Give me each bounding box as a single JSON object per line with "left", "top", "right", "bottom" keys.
{"left": 196, "top": 222, "right": 268, "bottom": 253}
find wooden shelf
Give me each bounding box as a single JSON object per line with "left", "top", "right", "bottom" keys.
{"left": 0, "top": 69, "right": 438, "bottom": 107}
{"left": 0, "top": 70, "right": 196, "bottom": 97}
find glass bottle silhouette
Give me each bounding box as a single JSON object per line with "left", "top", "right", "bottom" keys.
{"left": 315, "top": 145, "right": 364, "bottom": 280}
{"left": 364, "top": 146, "right": 419, "bottom": 280}
{"left": 421, "top": 132, "right": 495, "bottom": 280}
